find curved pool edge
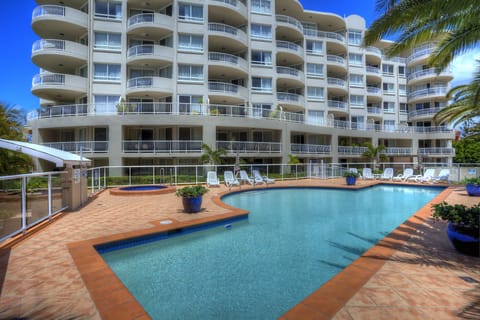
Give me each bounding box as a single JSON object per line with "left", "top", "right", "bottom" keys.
{"left": 67, "top": 183, "right": 453, "bottom": 320}
{"left": 109, "top": 185, "right": 176, "bottom": 196}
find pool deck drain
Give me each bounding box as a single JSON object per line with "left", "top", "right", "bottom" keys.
{"left": 1, "top": 179, "right": 479, "bottom": 319}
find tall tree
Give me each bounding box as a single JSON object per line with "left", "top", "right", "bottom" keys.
{"left": 0, "top": 103, "right": 32, "bottom": 175}
{"left": 200, "top": 143, "right": 226, "bottom": 165}
{"left": 364, "top": 0, "right": 480, "bottom": 126}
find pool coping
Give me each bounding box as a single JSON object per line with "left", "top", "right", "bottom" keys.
{"left": 67, "top": 183, "right": 452, "bottom": 320}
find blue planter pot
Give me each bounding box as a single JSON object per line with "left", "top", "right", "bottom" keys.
{"left": 447, "top": 223, "right": 479, "bottom": 257}
{"left": 346, "top": 176, "right": 356, "bottom": 185}
{"left": 182, "top": 196, "right": 203, "bottom": 213}
{"left": 465, "top": 184, "right": 480, "bottom": 196}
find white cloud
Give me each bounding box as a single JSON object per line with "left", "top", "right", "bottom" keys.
{"left": 450, "top": 49, "right": 480, "bottom": 86}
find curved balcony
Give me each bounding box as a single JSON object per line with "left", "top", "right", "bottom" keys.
{"left": 276, "top": 40, "right": 304, "bottom": 65}
{"left": 366, "top": 46, "right": 382, "bottom": 57}
{"left": 31, "top": 73, "right": 87, "bottom": 101}
{"left": 276, "top": 92, "right": 305, "bottom": 110}
{"left": 126, "top": 77, "right": 174, "bottom": 97}
{"left": 366, "top": 66, "right": 382, "bottom": 82}
{"left": 208, "top": 0, "right": 247, "bottom": 25}
{"left": 208, "top": 23, "right": 248, "bottom": 52}
{"left": 326, "top": 55, "right": 347, "bottom": 73}
{"left": 408, "top": 87, "right": 448, "bottom": 103}
{"left": 127, "top": 13, "right": 174, "bottom": 39}
{"left": 127, "top": 45, "right": 174, "bottom": 67}
{"left": 366, "top": 86, "right": 382, "bottom": 100}
{"left": 406, "top": 45, "right": 436, "bottom": 66}
{"left": 32, "top": 39, "right": 87, "bottom": 73}
{"left": 408, "top": 107, "right": 442, "bottom": 121}
{"left": 208, "top": 82, "right": 248, "bottom": 103}
{"left": 407, "top": 68, "right": 454, "bottom": 85}
{"left": 327, "top": 77, "right": 347, "bottom": 95}
{"left": 208, "top": 52, "right": 248, "bottom": 77}
{"left": 32, "top": 5, "right": 88, "bottom": 39}
{"left": 327, "top": 100, "right": 348, "bottom": 112}
{"left": 276, "top": 15, "right": 303, "bottom": 39}
{"left": 276, "top": 66, "right": 305, "bottom": 87}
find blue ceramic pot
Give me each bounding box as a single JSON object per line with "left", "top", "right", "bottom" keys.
{"left": 447, "top": 223, "right": 479, "bottom": 257}
{"left": 346, "top": 176, "right": 356, "bottom": 185}
{"left": 182, "top": 196, "right": 203, "bottom": 213}
{"left": 465, "top": 184, "right": 480, "bottom": 196}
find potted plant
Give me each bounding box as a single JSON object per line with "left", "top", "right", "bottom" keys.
{"left": 175, "top": 185, "right": 209, "bottom": 213}
{"left": 463, "top": 177, "right": 480, "bottom": 196}
{"left": 343, "top": 171, "right": 360, "bottom": 185}
{"left": 432, "top": 202, "right": 480, "bottom": 257}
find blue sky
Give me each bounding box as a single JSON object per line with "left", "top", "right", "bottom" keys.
{"left": 0, "top": 0, "right": 476, "bottom": 115}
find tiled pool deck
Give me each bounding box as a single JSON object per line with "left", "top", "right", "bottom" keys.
{"left": 0, "top": 179, "right": 479, "bottom": 319}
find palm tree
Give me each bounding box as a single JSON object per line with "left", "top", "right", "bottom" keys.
{"left": 362, "top": 142, "right": 387, "bottom": 164}
{"left": 200, "top": 143, "right": 226, "bottom": 165}
{"left": 0, "top": 102, "right": 33, "bottom": 175}
{"left": 364, "top": 0, "right": 480, "bottom": 126}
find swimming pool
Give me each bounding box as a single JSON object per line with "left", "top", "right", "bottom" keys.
{"left": 100, "top": 185, "right": 442, "bottom": 319}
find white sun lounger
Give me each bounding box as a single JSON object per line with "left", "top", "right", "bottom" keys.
{"left": 206, "top": 171, "right": 220, "bottom": 187}
{"left": 253, "top": 170, "right": 275, "bottom": 184}
{"left": 224, "top": 170, "right": 240, "bottom": 188}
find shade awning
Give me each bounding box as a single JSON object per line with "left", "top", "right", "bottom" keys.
{"left": 0, "top": 138, "right": 91, "bottom": 167}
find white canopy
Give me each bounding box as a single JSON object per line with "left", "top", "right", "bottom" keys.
{"left": 0, "top": 138, "right": 91, "bottom": 167}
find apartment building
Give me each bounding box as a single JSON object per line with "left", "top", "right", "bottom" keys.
{"left": 27, "top": 0, "right": 455, "bottom": 170}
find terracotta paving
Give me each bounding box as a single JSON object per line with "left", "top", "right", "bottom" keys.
{"left": 0, "top": 179, "right": 479, "bottom": 319}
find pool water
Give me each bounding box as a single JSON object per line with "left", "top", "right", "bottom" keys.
{"left": 100, "top": 185, "right": 442, "bottom": 319}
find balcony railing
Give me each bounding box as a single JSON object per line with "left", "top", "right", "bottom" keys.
{"left": 418, "top": 147, "right": 455, "bottom": 155}
{"left": 381, "top": 147, "right": 413, "bottom": 155}
{"left": 42, "top": 141, "right": 109, "bottom": 153}
{"left": 276, "top": 15, "right": 303, "bottom": 33}
{"left": 277, "top": 92, "right": 304, "bottom": 105}
{"left": 367, "top": 87, "right": 381, "bottom": 95}
{"left": 338, "top": 146, "right": 369, "bottom": 155}
{"left": 208, "top": 23, "right": 247, "bottom": 43}
{"left": 209, "top": 52, "right": 248, "bottom": 72}
{"left": 123, "top": 140, "right": 202, "bottom": 153}
{"left": 216, "top": 141, "right": 281, "bottom": 153}
{"left": 127, "top": 13, "right": 173, "bottom": 29}
{"left": 277, "top": 66, "right": 301, "bottom": 77}
{"left": 303, "top": 29, "right": 345, "bottom": 43}
{"left": 276, "top": 40, "right": 303, "bottom": 56}
{"left": 408, "top": 87, "right": 448, "bottom": 100}
{"left": 327, "top": 77, "right": 346, "bottom": 87}
{"left": 366, "top": 66, "right": 380, "bottom": 74}
{"left": 291, "top": 144, "right": 331, "bottom": 154}
{"left": 407, "top": 68, "right": 453, "bottom": 82}
{"left": 28, "top": 103, "right": 456, "bottom": 135}
{"left": 327, "top": 55, "right": 346, "bottom": 65}
{"left": 366, "top": 47, "right": 382, "bottom": 55}
{"left": 408, "top": 107, "right": 442, "bottom": 119}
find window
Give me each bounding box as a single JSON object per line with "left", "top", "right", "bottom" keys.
{"left": 383, "top": 82, "right": 395, "bottom": 94}
{"left": 252, "top": 103, "right": 272, "bottom": 118}
{"left": 178, "top": 64, "right": 203, "bottom": 81}
{"left": 382, "top": 64, "right": 394, "bottom": 75}
{"left": 94, "top": 95, "right": 120, "bottom": 113}
{"left": 94, "top": 63, "right": 121, "bottom": 81}
{"left": 351, "top": 116, "right": 364, "bottom": 129}
{"left": 94, "top": 32, "right": 121, "bottom": 50}
{"left": 178, "top": 3, "right": 203, "bottom": 22}
{"left": 398, "top": 66, "right": 406, "bottom": 76}
{"left": 251, "top": 51, "right": 272, "bottom": 66}
{"left": 178, "top": 95, "right": 202, "bottom": 113}
{"left": 383, "top": 101, "right": 395, "bottom": 113}
{"left": 349, "top": 74, "right": 363, "bottom": 87}
{"left": 306, "top": 63, "right": 324, "bottom": 77}
{"left": 251, "top": 24, "right": 272, "bottom": 39}
{"left": 399, "top": 84, "right": 407, "bottom": 95}
{"left": 251, "top": 0, "right": 271, "bottom": 13}
{"left": 348, "top": 30, "right": 362, "bottom": 45}
{"left": 348, "top": 53, "right": 363, "bottom": 66}
{"left": 384, "top": 120, "right": 395, "bottom": 131}
{"left": 95, "top": 0, "right": 122, "bottom": 19}
{"left": 350, "top": 95, "right": 364, "bottom": 107}
{"left": 400, "top": 103, "right": 408, "bottom": 113}
{"left": 307, "top": 110, "right": 324, "bottom": 125}
{"left": 307, "top": 87, "right": 324, "bottom": 100}
{"left": 251, "top": 77, "right": 272, "bottom": 92}
{"left": 178, "top": 34, "right": 203, "bottom": 51}
{"left": 306, "top": 40, "right": 323, "bottom": 54}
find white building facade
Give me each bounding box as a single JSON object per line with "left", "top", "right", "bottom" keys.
{"left": 28, "top": 0, "right": 455, "bottom": 169}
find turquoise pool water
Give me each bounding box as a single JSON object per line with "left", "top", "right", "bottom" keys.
{"left": 100, "top": 185, "right": 442, "bottom": 319}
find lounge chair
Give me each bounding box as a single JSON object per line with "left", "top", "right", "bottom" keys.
{"left": 432, "top": 169, "right": 450, "bottom": 183}
{"left": 362, "top": 168, "right": 374, "bottom": 180}
{"left": 253, "top": 169, "right": 275, "bottom": 184}
{"left": 250, "top": 170, "right": 265, "bottom": 185}
{"left": 379, "top": 168, "right": 394, "bottom": 180}
{"left": 224, "top": 171, "right": 240, "bottom": 188}
{"left": 239, "top": 170, "right": 254, "bottom": 185}
{"left": 206, "top": 171, "right": 220, "bottom": 187}
{"left": 392, "top": 168, "right": 414, "bottom": 181}
{"left": 408, "top": 168, "right": 435, "bottom": 183}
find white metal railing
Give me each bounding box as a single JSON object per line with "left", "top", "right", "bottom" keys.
{"left": 0, "top": 171, "right": 67, "bottom": 243}
{"left": 209, "top": 52, "right": 240, "bottom": 65}
{"left": 28, "top": 103, "right": 455, "bottom": 135}
{"left": 328, "top": 77, "right": 346, "bottom": 87}
{"left": 407, "top": 45, "right": 435, "bottom": 64}
{"left": 32, "top": 73, "right": 65, "bottom": 86}
{"left": 366, "top": 66, "right": 380, "bottom": 74}
{"left": 327, "top": 55, "right": 346, "bottom": 65}
{"left": 42, "top": 141, "right": 109, "bottom": 153}
{"left": 211, "top": 0, "right": 238, "bottom": 7}
{"left": 276, "top": 15, "right": 303, "bottom": 32}
{"left": 216, "top": 141, "right": 281, "bottom": 153}
{"left": 276, "top": 40, "right": 302, "bottom": 53}
{"left": 408, "top": 107, "right": 442, "bottom": 118}
{"left": 277, "top": 92, "right": 303, "bottom": 104}
{"left": 32, "top": 39, "right": 64, "bottom": 52}
{"left": 407, "top": 68, "right": 453, "bottom": 82}
{"left": 408, "top": 87, "right": 448, "bottom": 100}
{"left": 32, "top": 5, "right": 65, "bottom": 18}
{"left": 291, "top": 143, "right": 331, "bottom": 154}
{"left": 123, "top": 140, "right": 203, "bottom": 153}
{"left": 303, "top": 29, "right": 345, "bottom": 43}
{"left": 366, "top": 47, "right": 382, "bottom": 55}
{"left": 381, "top": 147, "right": 413, "bottom": 155}
{"left": 338, "top": 146, "right": 369, "bottom": 155}
{"left": 418, "top": 147, "right": 455, "bottom": 155}
{"left": 367, "top": 87, "right": 381, "bottom": 95}
{"left": 277, "top": 66, "right": 301, "bottom": 77}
